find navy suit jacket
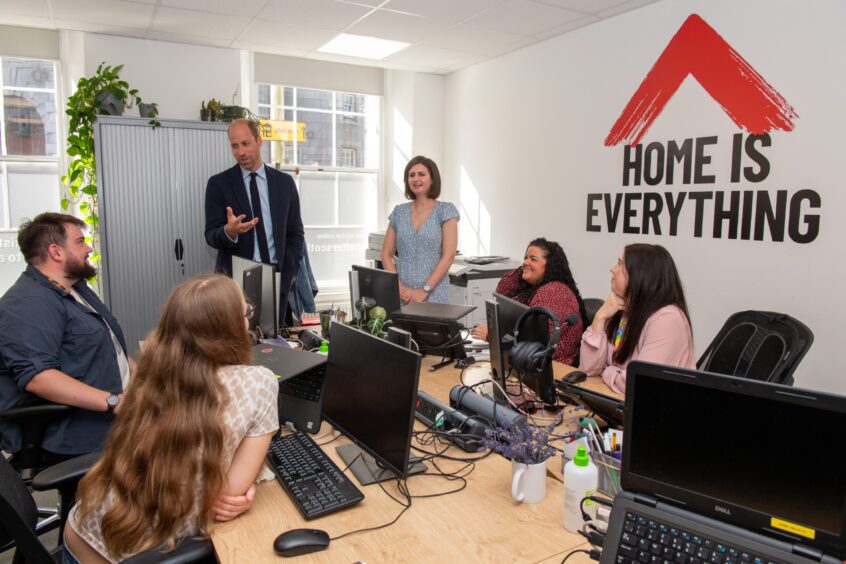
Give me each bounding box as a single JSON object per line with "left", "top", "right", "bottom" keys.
{"left": 204, "top": 164, "right": 305, "bottom": 305}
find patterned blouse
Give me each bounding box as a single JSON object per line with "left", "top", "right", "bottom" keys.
{"left": 68, "top": 364, "right": 279, "bottom": 562}
{"left": 496, "top": 267, "right": 584, "bottom": 366}
{"left": 388, "top": 201, "right": 460, "bottom": 304}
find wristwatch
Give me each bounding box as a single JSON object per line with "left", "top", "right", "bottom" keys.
{"left": 106, "top": 393, "right": 120, "bottom": 413}
{"left": 423, "top": 284, "right": 432, "bottom": 294}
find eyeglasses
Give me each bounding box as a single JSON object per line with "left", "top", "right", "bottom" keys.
{"left": 245, "top": 303, "right": 256, "bottom": 320}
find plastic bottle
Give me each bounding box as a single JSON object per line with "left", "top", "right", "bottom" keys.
{"left": 317, "top": 341, "right": 329, "bottom": 355}
{"left": 563, "top": 446, "right": 598, "bottom": 532}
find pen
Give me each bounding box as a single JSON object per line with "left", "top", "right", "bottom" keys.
{"left": 612, "top": 432, "right": 617, "bottom": 452}
{"left": 585, "top": 424, "right": 604, "bottom": 454}
{"left": 588, "top": 417, "right": 605, "bottom": 445}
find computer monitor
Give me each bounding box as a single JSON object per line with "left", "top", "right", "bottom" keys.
{"left": 485, "top": 299, "right": 508, "bottom": 403}
{"left": 242, "top": 264, "right": 263, "bottom": 334}
{"left": 233, "top": 256, "right": 278, "bottom": 339}
{"left": 490, "top": 292, "right": 555, "bottom": 404}
{"left": 322, "top": 322, "right": 425, "bottom": 485}
{"left": 555, "top": 381, "right": 626, "bottom": 428}
{"left": 350, "top": 265, "right": 401, "bottom": 319}
{"left": 389, "top": 302, "right": 475, "bottom": 361}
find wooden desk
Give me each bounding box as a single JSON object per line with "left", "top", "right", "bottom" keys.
{"left": 211, "top": 357, "right": 614, "bottom": 563}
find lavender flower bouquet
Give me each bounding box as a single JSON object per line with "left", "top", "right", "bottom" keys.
{"left": 480, "top": 419, "right": 557, "bottom": 465}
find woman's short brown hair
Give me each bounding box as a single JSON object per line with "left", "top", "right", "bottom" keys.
{"left": 403, "top": 156, "right": 441, "bottom": 200}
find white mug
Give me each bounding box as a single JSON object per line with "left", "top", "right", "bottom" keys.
{"left": 511, "top": 459, "right": 547, "bottom": 504}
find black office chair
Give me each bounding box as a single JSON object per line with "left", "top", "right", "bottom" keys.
{"left": 1, "top": 403, "right": 73, "bottom": 481}
{"left": 122, "top": 539, "right": 216, "bottom": 564}
{"left": 1, "top": 403, "right": 75, "bottom": 543}
{"left": 583, "top": 298, "right": 603, "bottom": 327}
{"left": 2, "top": 453, "right": 216, "bottom": 564}
{"left": 696, "top": 310, "right": 814, "bottom": 386}
{"left": 0, "top": 451, "right": 97, "bottom": 563}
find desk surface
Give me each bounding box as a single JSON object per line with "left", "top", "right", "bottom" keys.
{"left": 211, "top": 358, "right": 615, "bottom": 563}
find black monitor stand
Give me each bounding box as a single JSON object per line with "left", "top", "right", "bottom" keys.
{"left": 335, "top": 444, "right": 427, "bottom": 485}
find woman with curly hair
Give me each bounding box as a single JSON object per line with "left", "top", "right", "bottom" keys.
{"left": 472, "top": 237, "right": 587, "bottom": 366}
{"left": 580, "top": 243, "right": 695, "bottom": 395}
{"left": 64, "top": 274, "right": 278, "bottom": 563}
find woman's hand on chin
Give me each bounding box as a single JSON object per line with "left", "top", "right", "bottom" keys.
{"left": 592, "top": 293, "right": 625, "bottom": 332}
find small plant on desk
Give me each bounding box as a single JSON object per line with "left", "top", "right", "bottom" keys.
{"left": 480, "top": 419, "right": 557, "bottom": 464}
{"left": 351, "top": 297, "right": 386, "bottom": 336}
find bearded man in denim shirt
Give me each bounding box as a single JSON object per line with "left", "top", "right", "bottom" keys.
{"left": 0, "top": 213, "right": 133, "bottom": 461}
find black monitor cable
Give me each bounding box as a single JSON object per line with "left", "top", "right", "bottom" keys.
{"left": 579, "top": 494, "right": 613, "bottom": 541}
{"left": 327, "top": 453, "right": 413, "bottom": 543}
{"left": 560, "top": 548, "right": 600, "bottom": 563}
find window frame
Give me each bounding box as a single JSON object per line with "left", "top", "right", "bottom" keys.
{"left": 255, "top": 83, "right": 383, "bottom": 299}
{"left": 0, "top": 55, "right": 64, "bottom": 233}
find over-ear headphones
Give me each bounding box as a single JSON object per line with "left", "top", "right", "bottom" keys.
{"left": 509, "top": 306, "right": 561, "bottom": 374}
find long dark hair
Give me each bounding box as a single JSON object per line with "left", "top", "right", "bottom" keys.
{"left": 515, "top": 237, "right": 588, "bottom": 327}
{"left": 607, "top": 244, "right": 691, "bottom": 364}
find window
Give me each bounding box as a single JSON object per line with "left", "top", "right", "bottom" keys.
{"left": 257, "top": 85, "right": 380, "bottom": 293}
{"left": 0, "top": 57, "right": 61, "bottom": 293}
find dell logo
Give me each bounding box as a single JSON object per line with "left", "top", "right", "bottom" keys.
{"left": 715, "top": 505, "right": 732, "bottom": 516}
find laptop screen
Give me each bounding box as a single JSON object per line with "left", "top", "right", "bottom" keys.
{"left": 623, "top": 361, "right": 846, "bottom": 558}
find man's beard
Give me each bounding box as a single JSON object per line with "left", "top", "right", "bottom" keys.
{"left": 65, "top": 256, "right": 97, "bottom": 281}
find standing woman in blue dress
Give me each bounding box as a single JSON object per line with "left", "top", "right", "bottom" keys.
{"left": 382, "top": 156, "right": 459, "bottom": 304}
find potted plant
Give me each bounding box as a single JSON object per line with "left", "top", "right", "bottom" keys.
{"left": 482, "top": 419, "right": 557, "bottom": 504}
{"left": 61, "top": 62, "right": 157, "bottom": 279}
{"left": 216, "top": 104, "right": 258, "bottom": 123}
{"left": 351, "top": 297, "right": 387, "bottom": 335}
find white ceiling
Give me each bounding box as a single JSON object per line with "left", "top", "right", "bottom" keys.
{"left": 0, "top": 0, "right": 659, "bottom": 74}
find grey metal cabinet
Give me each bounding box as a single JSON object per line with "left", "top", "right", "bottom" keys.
{"left": 94, "top": 116, "right": 231, "bottom": 355}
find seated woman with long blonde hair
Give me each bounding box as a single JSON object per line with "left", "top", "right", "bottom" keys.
{"left": 64, "top": 274, "right": 278, "bottom": 563}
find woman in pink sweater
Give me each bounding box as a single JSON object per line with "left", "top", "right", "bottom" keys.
{"left": 579, "top": 244, "right": 695, "bottom": 395}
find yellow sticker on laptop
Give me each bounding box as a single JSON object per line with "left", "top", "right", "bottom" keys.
{"left": 771, "top": 517, "right": 815, "bottom": 540}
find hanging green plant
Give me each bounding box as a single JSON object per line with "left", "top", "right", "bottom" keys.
{"left": 61, "top": 62, "right": 158, "bottom": 268}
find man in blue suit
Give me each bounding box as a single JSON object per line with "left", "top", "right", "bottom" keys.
{"left": 204, "top": 118, "right": 305, "bottom": 323}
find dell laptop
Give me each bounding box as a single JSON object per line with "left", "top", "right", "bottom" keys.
{"left": 601, "top": 360, "right": 846, "bottom": 564}
{"left": 252, "top": 343, "right": 327, "bottom": 434}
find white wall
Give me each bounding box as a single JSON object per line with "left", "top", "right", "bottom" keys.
{"left": 383, "top": 70, "right": 445, "bottom": 225}
{"left": 76, "top": 33, "right": 241, "bottom": 120}
{"left": 443, "top": 0, "right": 846, "bottom": 393}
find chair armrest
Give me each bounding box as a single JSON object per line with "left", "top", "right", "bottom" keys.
{"left": 0, "top": 403, "right": 72, "bottom": 421}
{"left": 31, "top": 451, "right": 101, "bottom": 491}
{"left": 121, "top": 538, "right": 216, "bottom": 564}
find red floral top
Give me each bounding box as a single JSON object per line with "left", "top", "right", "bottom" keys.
{"left": 495, "top": 267, "right": 584, "bottom": 366}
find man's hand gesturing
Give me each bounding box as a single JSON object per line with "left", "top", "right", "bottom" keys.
{"left": 224, "top": 206, "right": 259, "bottom": 239}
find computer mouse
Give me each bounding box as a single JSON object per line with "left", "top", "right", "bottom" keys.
{"left": 273, "top": 528, "right": 330, "bottom": 557}
{"left": 563, "top": 370, "right": 588, "bottom": 385}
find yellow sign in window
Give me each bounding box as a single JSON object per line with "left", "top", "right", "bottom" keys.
{"left": 259, "top": 119, "right": 305, "bottom": 142}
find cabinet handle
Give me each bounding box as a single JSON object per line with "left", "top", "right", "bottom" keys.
{"left": 174, "top": 239, "right": 184, "bottom": 261}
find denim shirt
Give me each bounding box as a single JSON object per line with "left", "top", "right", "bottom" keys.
{"left": 0, "top": 265, "right": 127, "bottom": 454}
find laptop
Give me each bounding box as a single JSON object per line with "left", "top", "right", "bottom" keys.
{"left": 252, "top": 343, "right": 327, "bottom": 434}
{"left": 390, "top": 302, "right": 476, "bottom": 360}
{"left": 601, "top": 361, "right": 846, "bottom": 564}
{"left": 392, "top": 302, "right": 475, "bottom": 322}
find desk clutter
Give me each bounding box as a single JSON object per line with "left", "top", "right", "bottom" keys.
{"left": 226, "top": 267, "right": 845, "bottom": 564}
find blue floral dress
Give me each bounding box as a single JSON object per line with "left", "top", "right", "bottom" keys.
{"left": 388, "top": 201, "right": 460, "bottom": 304}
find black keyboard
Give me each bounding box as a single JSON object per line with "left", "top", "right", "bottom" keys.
{"left": 267, "top": 431, "right": 364, "bottom": 519}
{"left": 613, "top": 511, "right": 779, "bottom": 564}
{"left": 278, "top": 364, "right": 325, "bottom": 402}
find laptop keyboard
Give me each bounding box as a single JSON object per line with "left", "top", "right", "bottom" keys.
{"left": 267, "top": 431, "right": 364, "bottom": 520}
{"left": 615, "top": 511, "right": 779, "bottom": 564}
{"left": 278, "top": 363, "right": 326, "bottom": 402}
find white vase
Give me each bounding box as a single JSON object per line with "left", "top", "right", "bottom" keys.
{"left": 510, "top": 459, "right": 548, "bottom": 504}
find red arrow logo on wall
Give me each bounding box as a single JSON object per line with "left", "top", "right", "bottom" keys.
{"left": 605, "top": 14, "right": 798, "bottom": 147}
